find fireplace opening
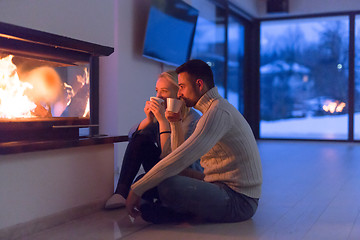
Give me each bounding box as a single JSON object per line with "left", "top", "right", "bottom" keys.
{"left": 0, "top": 22, "right": 114, "bottom": 145}
{"left": 0, "top": 54, "right": 90, "bottom": 119}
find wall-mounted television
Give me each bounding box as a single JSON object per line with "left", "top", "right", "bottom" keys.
{"left": 142, "top": 0, "right": 199, "bottom": 66}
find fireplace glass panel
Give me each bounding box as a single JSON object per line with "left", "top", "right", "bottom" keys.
{"left": 0, "top": 53, "right": 90, "bottom": 120}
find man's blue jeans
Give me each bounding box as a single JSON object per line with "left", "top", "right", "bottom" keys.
{"left": 156, "top": 175, "right": 259, "bottom": 223}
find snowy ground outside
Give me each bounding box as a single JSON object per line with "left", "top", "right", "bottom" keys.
{"left": 261, "top": 113, "right": 360, "bottom": 140}
{"left": 220, "top": 87, "right": 360, "bottom": 140}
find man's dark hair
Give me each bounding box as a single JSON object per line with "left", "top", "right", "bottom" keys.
{"left": 176, "top": 59, "right": 215, "bottom": 89}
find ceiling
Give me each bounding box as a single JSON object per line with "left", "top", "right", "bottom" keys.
{"left": 231, "top": 0, "right": 360, "bottom": 19}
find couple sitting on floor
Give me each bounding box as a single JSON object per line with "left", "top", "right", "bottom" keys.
{"left": 105, "top": 59, "right": 262, "bottom": 224}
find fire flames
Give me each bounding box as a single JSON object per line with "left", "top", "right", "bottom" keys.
{"left": 0, "top": 54, "right": 90, "bottom": 119}
{"left": 323, "top": 100, "right": 346, "bottom": 114}
{"left": 76, "top": 68, "right": 90, "bottom": 118}
{"left": 0, "top": 55, "right": 36, "bottom": 118}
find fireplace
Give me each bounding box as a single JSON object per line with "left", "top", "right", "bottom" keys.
{"left": 0, "top": 22, "right": 125, "bottom": 154}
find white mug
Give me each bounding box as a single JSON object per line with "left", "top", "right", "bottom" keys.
{"left": 150, "top": 97, "right": 164, "bottom": 105}
{"left": 166, "top": 98, "right": 182, "bottom": 113}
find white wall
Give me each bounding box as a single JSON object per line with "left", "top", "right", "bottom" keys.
{"left": 0, "top": 145, "right": 114, "bottom": 230}
{"left": 99, "top": 0, "right": 175, "bottom": 175}
{"left": 0, "top": 0, "right": 123, "bottom": 232}
{"left": 0, "top": 0, "right": 114, "bottom": 47}
{"left": 99, "top": 0, "right": 166, "bottom": 137}
{"left": 0, "top": 0, "right": 170, "bottom": 231}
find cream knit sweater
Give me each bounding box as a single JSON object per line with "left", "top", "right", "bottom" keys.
{"left": 132, "top": 87, "right": 262, "bottom": 199}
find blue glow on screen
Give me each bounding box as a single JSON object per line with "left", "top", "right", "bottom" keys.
{"left": 143, "top": 1, "right": 198, "bottom": 66}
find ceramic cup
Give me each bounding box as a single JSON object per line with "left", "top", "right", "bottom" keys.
{"left": 150, "top": 97, "right": 164, "bottom": 105}
{"left": 166, "top": 98, "right": 182, "bottom": 113}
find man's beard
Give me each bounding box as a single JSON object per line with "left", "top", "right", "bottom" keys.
{"left": 181, "top": 96, "right": 197, "bottom": 107}
{"left": 180, "top": 85, "right": 202, "bottom": 107}
{"left": 184, "top": 99, "right": 194, "bottom": 107}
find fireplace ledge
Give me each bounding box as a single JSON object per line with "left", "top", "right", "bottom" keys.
{"left": 0, "top": 135, "right": 128, "bottom": 155}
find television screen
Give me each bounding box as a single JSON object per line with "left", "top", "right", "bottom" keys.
{"left": 143, "top": 0, "right": 199, "bottom": 66}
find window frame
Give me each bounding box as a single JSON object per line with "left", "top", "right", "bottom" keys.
{"left": 191, "top": 0, "right": 253, "bottom": 116}
{"left": 190, "top": 2, "right": 360, "bottom": 142}
{"left": 256, "top": 11, "right": 360, "bottom": 142}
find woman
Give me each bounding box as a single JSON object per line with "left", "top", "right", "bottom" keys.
{"left": 105, "top": 71, "right": 202, "bottom": 209}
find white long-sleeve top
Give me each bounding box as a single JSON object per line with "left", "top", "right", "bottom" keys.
{"left": 160, "top": 108, "right": 200, "bottom": 159}
{"left": 132, "top": 87, "right": 262, "bottom": 199}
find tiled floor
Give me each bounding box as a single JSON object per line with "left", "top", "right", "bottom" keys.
{"left": 23, "top": 140, "right": 360, "bottom": 240}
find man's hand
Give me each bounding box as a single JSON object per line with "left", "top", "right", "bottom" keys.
{"left": 165, "top": 111, "right": 182, "bottom": 122}
{"left": 126, "top": 189, "right": 141, "bottom": 218}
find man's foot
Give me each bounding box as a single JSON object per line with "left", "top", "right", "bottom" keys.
{"left": 140, "top": 202, "right": 190, "bottom": 224}
{"left": 104, "top": 194, "right": 126, "bottom": 209}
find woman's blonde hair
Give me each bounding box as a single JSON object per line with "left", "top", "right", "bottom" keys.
{"left": 159, "top": 70, "right": 190, "bottom": 118}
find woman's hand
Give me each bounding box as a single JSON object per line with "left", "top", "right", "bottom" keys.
{"left": 148, "top": 100, "right": 166, "bottom": 123}
{"left": 138, "top": 101, "right": 155, "bottom": 130}
{"left": 144, "top": 101, "right": 155, "bottom": 122}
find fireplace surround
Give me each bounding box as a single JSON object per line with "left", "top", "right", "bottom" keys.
{"left": 0, "top": 22, "right": 127, "bottom": 154}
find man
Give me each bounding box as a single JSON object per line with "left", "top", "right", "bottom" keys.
{"left": 126, "top": 59, "right": 262, "bottom": 223}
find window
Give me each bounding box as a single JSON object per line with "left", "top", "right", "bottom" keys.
{"left": 190, "top": 1, "right": 247, "bottom": 113}
{"left": 355, "top": 15, "right": 360, "bottom": 140}
{"left": 191, "top": 0, "right": 226, "bottom": 97}
{"left": 227, "top": 14, "right": 245, "bottom": 113}
{"left": 260, "top": 16, "right": 349, "bottom": 140}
